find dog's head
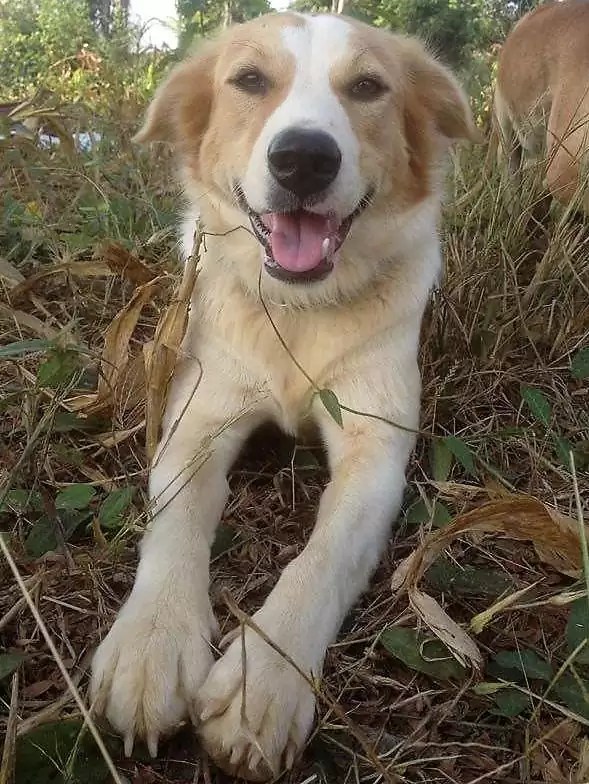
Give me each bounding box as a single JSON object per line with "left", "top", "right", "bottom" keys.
{"left": 136, "top": 13, "right": 477, "bottom": 286}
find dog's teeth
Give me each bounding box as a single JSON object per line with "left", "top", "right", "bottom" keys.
{"left": 321, "top": 237, "right": 330, "bottom": 257}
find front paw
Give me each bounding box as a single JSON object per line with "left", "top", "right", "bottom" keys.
{"left": 198, "top": 623, "right": 317, "bottom": 781}
{"left": 91, "top": 593, "right": 216, "bottom": 757}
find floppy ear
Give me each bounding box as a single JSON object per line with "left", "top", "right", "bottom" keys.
{"left": 133, "top": 42, "right": 218, "bottom": 147}
{"left": 404, "top": 44, "right": 481, "bottom": 144}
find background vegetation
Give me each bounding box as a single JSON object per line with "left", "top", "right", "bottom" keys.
{"left": 1, "top": 1, "right": 588, "bottom": 782}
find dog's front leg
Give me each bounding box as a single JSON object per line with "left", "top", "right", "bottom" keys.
{"left": 91, "top": 357, "right": 263, "bottom": 756}
{"left": 199, "top": 371, "right": 419, "bottom": 781}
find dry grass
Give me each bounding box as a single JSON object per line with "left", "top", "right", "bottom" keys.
{"left": 0, "top": 95, "right": 588, "bottom": 784}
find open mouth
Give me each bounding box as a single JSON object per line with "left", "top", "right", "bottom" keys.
{"left": 235, "top": 187, "right": 374, "bottom": 284}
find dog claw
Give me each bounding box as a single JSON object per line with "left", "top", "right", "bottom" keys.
{"left": 147, "top": 732, "right": 159, "bottom": 758}
{"left": 124, "top": 732, "right": 134, "bottom": 758}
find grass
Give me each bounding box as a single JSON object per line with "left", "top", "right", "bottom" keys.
{"left": 1, "top": 72, "right": 589, "bottom": 784}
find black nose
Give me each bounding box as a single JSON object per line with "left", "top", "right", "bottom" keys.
{"left": 267, "top": 128, "right": 341, "bottom": 199}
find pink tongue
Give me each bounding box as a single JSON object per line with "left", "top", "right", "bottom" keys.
{"left": 266, "top": 212, "right": 331, "bottom": 272}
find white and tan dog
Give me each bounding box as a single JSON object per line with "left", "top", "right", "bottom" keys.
{"left": 91, "top": 12, "right": 476, "bottom": 781}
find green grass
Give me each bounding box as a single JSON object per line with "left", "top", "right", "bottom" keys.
{"left": 0, "top": 59, "right": 588, "bottom": 783}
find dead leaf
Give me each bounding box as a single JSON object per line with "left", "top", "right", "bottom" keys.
{"left": 144, "top": 226, "right": 202, "bottom": 460}
{"left": 392, "top": 496, "right": 587, "bottom": 672}
{"left": 410, "top": 589, "right": 483, "bottom": 670}
{"left": 0, "top": 257, "right": 25, "bottom": 287}
{"left": 0, "top": 303, "right": 57, "bottom": 339}
{"left": 470, "top": 580, "right": 541, "bottom": 634}
{"left": 8, "top": 260, "right": 115, "bottom": 303}
{"left": 67, "top": 279, "right": 160, "bottom": 414}
{"left": 22, "top": 679, "right": 54, "bottom": 698}
{"left": 98, "top": 241, "right": 157, "bottom": 285}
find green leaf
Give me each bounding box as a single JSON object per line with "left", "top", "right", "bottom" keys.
{"left": 37, "top": 349, "right": 80, "bottom": 388}
{"left": 521, "top": 386, "right": 552, "bottom": 427}
{"left": 565, "top": 598, "right": 589, "bottom": 665}
{"left": 552, "top": 672, "right": 589, "bottom": 720}
{"left": 431, "top": 439, "right": 453, "bottom": 482}
{"left": 553, "top": 435, "right": 574, "bottom": 468}
{"left": 318, "top": 388, "right": 343, "bottom": 428}
{"left": 0, "top": 489, "right": 43, "bottom": 514}
{"left": 487, "top": 649, "right": 553, "bottom": 683}
{"left": 293, "top": 449, "right": 321, "bottom": 470}
{"left": 97, "top": 487, "right": 134, "bottom": 529}
{"left": 25, "top": 511, "right": 92, "bottom": 557}
{"left": 442, "top": 436, "right": 477, "bottom": 477}
{"left": 490, "top": 687, "right": 531, "bottom": 718}
{"left": 15, "top": 720, "right": 119, "bottom": 784}
{"left": 211, "top": 523, "right": 237, "bottom": 559}
{"left": 0, "top": 652, "right": 26, "bottom": 680}
{"left": 0, "top": 338, "right": 53, "bottom": 359}
{"left": 405, "top": 498, "right": 452, "bottom": 528}
{"left": 55, "top": 484, "right": 96, "bottom": 510}
{"left": 426, "top": 557, "right": 512, "bottom": 598}
{"left": 571, "top": 347, "right": 589, "bottom": 380}
{"left": 380, "top": 627, "right": 466, "bottom": 681}
{"left": 473, "top": 681, "right": 509, "bottom": 696}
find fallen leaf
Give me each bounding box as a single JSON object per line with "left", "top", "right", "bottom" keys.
{"left": 98, "top": 241, "right": 156, "bottom": 285}
{"left": 391, "top": 496, "right": 587, "bottom": 672}
{"left": 470, "top": 581, "right": 541, "bottom": 634}
{"left": 411, "top": 588, "right": 484, "bottom": 670}
{"left": 0, "top": 303, "right": 57, "bottom": 339}
{"left": 488, "top": 649, "right": 553, "bottom": 682}
{"left": 380, "top": 626, "right": 466, "bottom": 680}
{"left": 8, "top": 260, "right": 115, "bottom": 302}
{"left": 67, "top": 279, "right": 160, "bottom": 414}
{"left": 144, "top": 227, "right": 201, "bottom": 459}
{"left": 0, "top": 257, "right": 25, "bottom": 286}
{"left": 0, "top": 653, "right": 26, "bottom": 680}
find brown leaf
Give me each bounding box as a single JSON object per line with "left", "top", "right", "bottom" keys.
{"left": 0, "top": 303, "right": 57, "bottom": 339}
{"left": 99, "top": 241, "right": 157, "bottom": 285}
{"left": 0, "top": 257, "right": 25, "bottom": 287}
{"left": 144, "top": 227, "right": 202, "bottom": 460}
{"left": 392, "top": 496, "right": 587, "bottom": 672}
{"left": 410, "top": 589, "right": 483, "bottom": 671}
{"left": 9, "top": 260, "right": 114, "bottom": 303}
{"left": 67, "top": 278, "right": 160, "bottom": 414}
{"left": 22, "top": 679, "right": 54, "bottom": 698}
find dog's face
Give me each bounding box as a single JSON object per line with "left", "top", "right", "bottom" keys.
{"left": 137, "top": 13, "right": 477, "bottom": 285}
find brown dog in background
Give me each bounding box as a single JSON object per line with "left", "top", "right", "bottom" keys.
{"left": 494, "top": 0, "right": 589, "bottom": 213}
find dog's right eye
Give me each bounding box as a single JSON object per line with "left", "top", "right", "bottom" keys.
{"left": 230, "top": 69, "right": 268, "bottom": 95}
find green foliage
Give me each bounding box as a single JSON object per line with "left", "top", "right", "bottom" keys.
{"left": 15, "top": 720, "right": 120, "bottom": 783}
{"left": 0, "top": 0, "right": 96, "bottom": 99}
{"left": 566, "top": 598, "right": 589, "bottom": 665}
{"left": 0, "top": 653, "right": 27, "bottom": 680}
{"left": 425, "top": 556, "right": 512, "bottom": 597}
{"left": 177, "top": 0, "right": 271, "bottom": 48}
{"left": 98, "top": 486, "right": 135, "bottom": 529}
{"left": 405, "top": 497, "right": 452, "bottom": 528}
{"left": 380, "top": 626, "right": 467, "bottom": 680}
{"left": 571, "top": 348, "right": 589, "bottom": 380}
{"left": 55, "top": 484, "right": 97, "bottom": 510}
{"left": 521, "top": 386, "right": 552, "bottom": 427}
{"left": 443, "top": 435, "right": 477, "bottom": 477}
{"left": 319, "top": 388, "right": 343, "bottom": 427}
{"left": 488, "top": 648, "right": 553, "bottom": 683}
{"left": 290, "top": 0, "right": 518, "bottom": 68}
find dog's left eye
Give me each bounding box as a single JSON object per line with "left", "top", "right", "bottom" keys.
{"left": 231, "top": 69, "right": 268, "bottom": 95}
{"left": 348, "top": 76, "right": 387, "bottom": 100}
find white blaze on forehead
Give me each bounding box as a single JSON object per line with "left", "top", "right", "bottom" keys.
{"left": 241, "top": 14, "right": 363, "bottom": 217}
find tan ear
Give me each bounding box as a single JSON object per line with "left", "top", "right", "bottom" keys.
{"left": 405, "top": 45, "right": 481, "bottom": 144}
{"left": 133, "top": 42, "right": 218, "bottom": 146}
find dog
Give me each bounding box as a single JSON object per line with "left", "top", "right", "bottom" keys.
{"left": 494, "top": 0, "right": 589, "bottom": 213}
{"left": 90, "top": 12, "right": 476, "bottom": 781}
